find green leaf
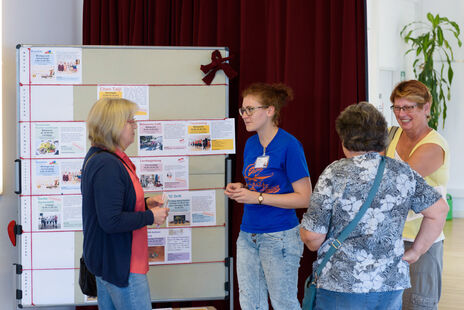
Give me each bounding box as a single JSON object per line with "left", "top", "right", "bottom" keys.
{"left": 427, "top": 12, "right": 435, "bottom": 24}
{"left": 405, "top": 48, "right": 415, "bottom": 55}
{"left": 450, "top": 21, "right": 461, "bottom": 34}
{"left": 448, "top": 67, "right": 454, "bottom": 84}
{"left": 437, "top": 27, "right": 444, "bottom": 45}
{"left": 444, "top": 39, "right": 450, "bottom": 49}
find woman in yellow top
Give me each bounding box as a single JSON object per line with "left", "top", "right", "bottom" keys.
{"left": 387, "top": 80, "right": 449, "bottom": 310}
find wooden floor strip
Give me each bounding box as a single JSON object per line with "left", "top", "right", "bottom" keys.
{"left": 438, "top": 218, "right": 464, "bottom": 309}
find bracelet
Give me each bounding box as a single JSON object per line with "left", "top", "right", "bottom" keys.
{"left": 144, "top": 197, "right": 149, "bottom": 210}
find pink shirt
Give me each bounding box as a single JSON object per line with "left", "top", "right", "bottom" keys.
{"left": 114, "top": 149, "right": 149, "bottom": 274}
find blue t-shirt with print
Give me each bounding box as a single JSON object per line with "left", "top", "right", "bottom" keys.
{"left": 241, "top": 128, "right": 310, "bottom": 233}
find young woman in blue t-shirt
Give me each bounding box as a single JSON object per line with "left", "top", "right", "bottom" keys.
{"left": 225, "top": 83, "right": 312, "bottom": 310}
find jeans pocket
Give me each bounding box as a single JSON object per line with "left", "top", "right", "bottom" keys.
{"left": 263, "top": 231, "right": 285, "bottom": 241}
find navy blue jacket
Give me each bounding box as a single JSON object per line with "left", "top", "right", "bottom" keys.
{"left": 81, "top": 146, "right": 154, "bottom": 287}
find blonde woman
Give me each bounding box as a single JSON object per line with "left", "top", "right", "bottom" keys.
{"left": 81, "top": 98, "right": 169, "bottom": 310}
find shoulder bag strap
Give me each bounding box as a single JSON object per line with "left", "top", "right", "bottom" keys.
{"left": 83, "top": 149, "right": 130, "bottom": 172}
{"left": 385, "top": 126, "right": 399, "bottom": 155}
{"left": 83, "top": 150, "right": 104, "bottom": 171}
{"left": 313, "top": 156, "right": 386, "bottom": 278}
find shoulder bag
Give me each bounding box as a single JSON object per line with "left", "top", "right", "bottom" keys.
{"left": 79, "top": 150, "right": 105, "bottom": 297}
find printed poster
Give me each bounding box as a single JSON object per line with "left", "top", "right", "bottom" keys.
{"left": 31, "top": 122, "right": 86, "bottom": 158}
{"left": 148, "top": 228, "right": 192, "bottom": 265}
{"left": 98, "top": 85, "right": 149, "bottom": 120}
{"left": 29, "top": 48, "right": 82, "bottom": 84}
{"left": 138, "top": 119, "right": 235, "bottom": 156}
{"left": 132, "top": 156, "right": 189, "bottom": 192}
{"left": 165, "top": 190, "right": 216, "bottom": 227}
{"left": 31, "top": 195, "right": 83, "bottom": 231}
{"left": 29, "top": 159, "right": 84, "bottom": 195}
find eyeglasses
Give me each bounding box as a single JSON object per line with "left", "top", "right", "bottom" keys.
{"left": 238, "top": 106, "right": 268, "bottom": 116}
{"left": 127, "top": 118, "right": 137, "bottom": 125}
{"left": 390, "top": 104, "right": 417, "bottom": 113}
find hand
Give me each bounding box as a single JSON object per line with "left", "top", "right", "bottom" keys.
{"left": 225, "top": 183, "right": 259, "bottom": 204}
{"left": 151, "top": 206, "right": 169, "bottom": 226}
{"left": 146, "top": 195, "right": 165, "bottom": 208}
{"left": 224, "top": 182, "right": 244, "bottom": 197}
{"left": 402, "top": 247, "right": 421, "bottom": 264}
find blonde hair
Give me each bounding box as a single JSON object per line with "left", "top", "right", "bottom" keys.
{"left": 87, "top": 98, "right": 137, "bottom": 152}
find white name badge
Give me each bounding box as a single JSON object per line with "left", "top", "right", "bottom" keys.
{"left": 254, "top": 155, "right": 269, "bottom": 168}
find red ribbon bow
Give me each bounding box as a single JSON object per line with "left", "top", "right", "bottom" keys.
{"left": 200, "top": 50, "right": 237, "bottom": 85}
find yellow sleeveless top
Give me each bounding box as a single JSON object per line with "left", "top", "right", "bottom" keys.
{"left": 386, "top": 127, "right": 449, "bottom": 240}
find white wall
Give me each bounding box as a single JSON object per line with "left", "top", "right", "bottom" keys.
{"left": 419, "top": 1, "right": 464, "bottom": 217}
{"left": 1, "top": 1, "right": 83, "bottom": 309}
{"left": 367, "top": 0, "right": 464, "bottom": 217}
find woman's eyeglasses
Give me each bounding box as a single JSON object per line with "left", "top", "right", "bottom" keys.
{"left": 238, "top": 106, "right": 268, "bottom": 116}
{"left": 127, "top": 118, "right": 137, "bottom": 125}
{"left": 390, "top": 104, "right": 417, "bottom": 113}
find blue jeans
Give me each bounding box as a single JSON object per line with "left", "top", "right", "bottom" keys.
{"left": 237, "top": 226, "right": 303, "bottom": 310}
{"left": 95, "top": 273, "right": 152, "bottom": 310}
{"left": 314, "top": 288, "right": 403, "bottom": 310}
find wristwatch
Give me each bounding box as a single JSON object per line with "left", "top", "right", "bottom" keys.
{"left": 258, "top": 192, "right": 264, "bottom": 204}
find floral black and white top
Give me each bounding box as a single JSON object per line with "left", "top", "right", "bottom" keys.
{"left": 301, "top": 152, "right": 441, "bottom": 293}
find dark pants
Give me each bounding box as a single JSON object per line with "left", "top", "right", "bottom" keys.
{"left": 402, "top": 241, "right": 443, "bottom": 310}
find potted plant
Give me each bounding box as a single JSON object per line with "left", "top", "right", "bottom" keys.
{"left": 401, "top": 12, "right": 461, "bottom": 129}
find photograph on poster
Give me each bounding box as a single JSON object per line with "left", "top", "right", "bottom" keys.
{"left": 168, "top": 213, "right": 191, "bottom": 226}
{"left": 60, "top": 160, "right": 82, "bottom": 191}
{"left": 38, "top": 213, "right": 60, "bottom": 230}
{"left": 140, "top": 135, "right": 163, "bottom": 151}
{"left": 188, "top": 135, "right": 211, "bottom": 151}
{"left": 141, "top": 173, "right": 163, "bottom": 190}
{"left": 148, "top": 234, "right": 166, "bottom": 264}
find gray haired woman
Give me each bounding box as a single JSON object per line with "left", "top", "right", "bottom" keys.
{"left": 300, "top": 102, "right": 448, "bottom": 310}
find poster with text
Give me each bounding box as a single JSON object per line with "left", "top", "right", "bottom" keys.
{"left": 138, "top": 119, "right": 235, "bottom": 156}
{"left": 148, "top": 228, "right": 191, "bottom": 265}
{"left": 98, "top": 85, "right": 149, "bottom": 120}
{"left": 165, "top": 190, "right": 216, "bottom": 227}
{"left": 30, "top": 159, "right": 84, "bottom": 195}
{"left": 31, "top": 195, "right": 83, "bottom": 231}
{"left": 132, "top": 156, "right": 189, "bottom": 192}
{"left": 29, "top": 48, "right": 82, "bottom": 84}
{"left": 31, "top": 122, "right": 86, "bottom": 158}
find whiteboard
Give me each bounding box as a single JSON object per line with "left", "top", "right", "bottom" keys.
{"left": 16, "top": 45, "right": 232, "bottom": 307}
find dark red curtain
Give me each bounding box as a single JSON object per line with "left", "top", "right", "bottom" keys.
{"left": 82, "top": 1, "right": 366, "bottom": 309}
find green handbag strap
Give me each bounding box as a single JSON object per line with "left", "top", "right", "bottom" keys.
{"left": 310, "top": 155, "right": 386, "bottom": 284}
